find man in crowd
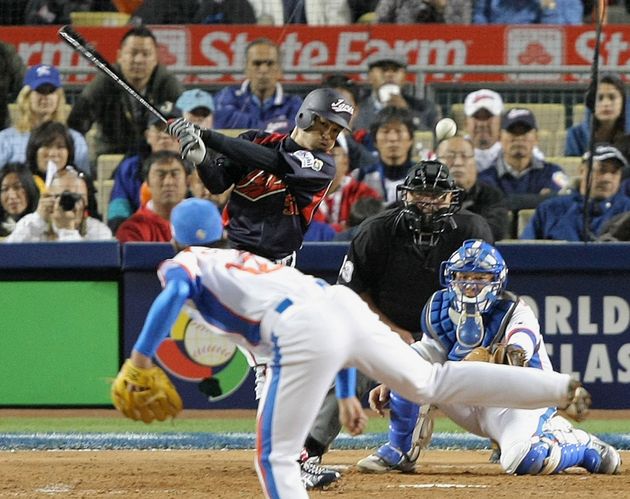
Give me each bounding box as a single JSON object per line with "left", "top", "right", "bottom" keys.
{"left": 521, "top": 144, "right": 630, "bottom": 241}
{"left": 463, "top": 89, "right": 504, "bottom": 172}
{"left": 436, "top": 134, "right": 509, "bottom": 240}
{"left": 212, "top": 38, "right": 302, "bottom": 132}
{"left": 116, "top": 150, "right": 191, "bottom": 242}
{"left": 68, "top": 25, "right": 182, "bottom": 156}
{"left": 479, "top": 107, "right": 568, "bottom": 211}
{"left": 354, "top": 54, "right": 440, "bottom": 133}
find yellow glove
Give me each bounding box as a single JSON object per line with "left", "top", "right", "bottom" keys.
{"left": 111, "top": 359, "right": 183, "bottom": 423}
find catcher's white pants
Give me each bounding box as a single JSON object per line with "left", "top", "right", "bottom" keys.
{"left": 253, "top": 285, "right": 573, "bottom": 499}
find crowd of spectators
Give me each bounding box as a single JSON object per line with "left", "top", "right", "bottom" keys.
{"left": 0, "top": 0, "right": 619, "bottom": 25}
{"left": 0, "top": 18, "right": 630, "bottom": 246}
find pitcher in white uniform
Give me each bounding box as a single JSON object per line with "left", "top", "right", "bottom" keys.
{"left": 121, "top": 198, "right": 591, "bottom": 499}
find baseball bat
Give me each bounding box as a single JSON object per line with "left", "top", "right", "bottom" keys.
{"left": 58, "top": 25, "right": 168, "bottom": 125}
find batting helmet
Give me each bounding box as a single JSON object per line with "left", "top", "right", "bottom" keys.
{"left": 394, "top": 160, "right": 461, "bottom": 246}
{"left": 295, "top": 88, "right": 354, "bottom": 131}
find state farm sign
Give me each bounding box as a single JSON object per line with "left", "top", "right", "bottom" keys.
{"left": 1, "top": 25, "right": 628, "bottom": 85}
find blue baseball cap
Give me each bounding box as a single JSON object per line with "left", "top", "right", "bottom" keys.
{"left": 176, "top": 89, "right": 215, "bottom": 114}
{"left": 24, "top": 64, "right": 61, "bottom": 90}
{"left": 170, "top": 198, "right": 223, "bottom": 246}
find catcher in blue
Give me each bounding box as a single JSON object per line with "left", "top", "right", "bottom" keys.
{"left": 357, "top": 239, "right": 621, "bottom": 476}
{"left": 111, "top": 199, "right": 593, "bottom": 499}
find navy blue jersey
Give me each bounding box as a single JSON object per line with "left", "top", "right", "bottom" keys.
{"left": 198, "top": 130, "right": 336, "bottom": 260}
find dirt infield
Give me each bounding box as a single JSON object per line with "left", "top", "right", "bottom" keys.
{"left": 2, "top": 449, "right": 628, "bottom": 498}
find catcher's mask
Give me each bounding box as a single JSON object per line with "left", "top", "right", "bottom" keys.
{"left": 394, "top": 160, "right": 461, "bottom": 246}
{"left": 440, "top": 239, "right": 507, "bottom": 313}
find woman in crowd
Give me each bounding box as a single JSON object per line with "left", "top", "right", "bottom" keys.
{"left": 0, "top": 64, "right": 90, "bottom": 173}
{"left": 566, "top": 73, "right": 628, "bottom": 157}
{"left": 0, "top": 162, "right": 39, "bottom": 239}
{"left": 25, "top": 121, "right": 100, "bottom": 218}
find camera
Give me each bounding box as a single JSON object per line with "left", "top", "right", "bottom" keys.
{"left": 59, "top": 191, "right": 83, "bottom": 211}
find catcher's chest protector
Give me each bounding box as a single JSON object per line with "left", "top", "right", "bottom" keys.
{"left": 426, "top": 291, "right": 517, "bottom": 361}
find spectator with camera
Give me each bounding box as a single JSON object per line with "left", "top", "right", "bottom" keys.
{"left": 0, "top": 162, "right": 39, "bottom": 239}
{"left": 115, "top": 150, "right": 192, "bottom": 243}
{"left": 6, "top": 167, "right": 111, "bottom": 241}
{"left": 353, "top": 54, "right": 440, "bottom": 134}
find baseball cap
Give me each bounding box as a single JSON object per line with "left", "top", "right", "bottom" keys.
{"left": 148, "top": 101, "right": 183, "bottom": 127}
{"left": 176, "top": 89, "right": 215, "bottom": 114}
{"left": 170, "top": 198, "right": 224, "bottom": 246}
{"left": 367, "top": 54, "right": 407, "bottom": 70}
{"left": 24, "top": 64, "right": 61, "bottom": 91}
{"left": 464, "top": 89, "right": 503, "bottom": 117}
{"left": 583, "top": 144, "right": 629, "bottom": 169}
{"left": 501, "top": 108, "right": 538, "bottom": 132}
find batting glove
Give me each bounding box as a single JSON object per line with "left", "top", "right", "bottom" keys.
{"left": 167, "top": 117, "right": 207, "bottom": 165}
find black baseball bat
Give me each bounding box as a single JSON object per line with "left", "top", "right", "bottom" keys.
{"left": 58, "top": 25, "right": 168, "bottom": 125}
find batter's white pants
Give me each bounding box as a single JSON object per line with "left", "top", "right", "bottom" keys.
{"left": 253, "top": 285, "right": 574, "bottom": 499}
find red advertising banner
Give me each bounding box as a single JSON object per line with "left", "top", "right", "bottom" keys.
{"left": 1, "top": 24, "right": 628, "bottom": 85}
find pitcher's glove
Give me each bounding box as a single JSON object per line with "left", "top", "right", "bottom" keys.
{"left": 463, "top": 344, "right": 528, "bottom": 367}
{"left": 111, "top": 360, "right": 183, "bottom": 423}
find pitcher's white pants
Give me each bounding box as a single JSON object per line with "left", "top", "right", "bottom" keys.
{"left": 254, "top": 285, "right": 572, "bottom": 499}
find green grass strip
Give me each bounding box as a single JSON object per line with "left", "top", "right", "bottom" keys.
{"left": 1, "top": 417, "right": 629, "bottom": 435}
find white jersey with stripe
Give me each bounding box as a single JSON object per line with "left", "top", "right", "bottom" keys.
{"left": 158, "top": 247, "right": 328, "bottom": 350}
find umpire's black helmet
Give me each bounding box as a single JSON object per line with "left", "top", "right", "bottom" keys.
{"left": 395, "top": 160, "right": 462, "bottom": 247}
{"left": 295, "top": 88, "right": 354, "bottom": 131}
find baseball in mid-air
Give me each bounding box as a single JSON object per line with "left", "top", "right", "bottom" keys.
{"left": 435, "top": 118, "right": 458, "bottom": 142}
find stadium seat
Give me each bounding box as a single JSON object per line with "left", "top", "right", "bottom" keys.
{"left": 546, "top": 156, "right": 582, "bottom": 177}
{"left": 97, "top": 154, "right": 124, "bottom": 180}
{"left": 413, "top": 130, "right": 434, "bottom": 160}
{"left": 450, "top": 103, "right": 466, "bottom": 131}
{"left": 572, "top": 104, "right": 586, "bottom": 126}
{"left": 70, "top": 11, "right": 130, "bottom": 26}
{"left": 450, "top": 103, "right": 566, "bottom": 133}
{"left": 216, "top": 129, "right": 249, "bottom": 138}
{"left": 95, "top": 179, "right": 114, "bottom": 222}
{"left": 517, "top": 208, "right": 536, "bottom": 238}
{"left": 538, "top": 129, "right": 566, "bottom": 157}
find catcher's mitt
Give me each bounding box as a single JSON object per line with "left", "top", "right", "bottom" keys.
{"left": 111, "top": 360, "right": 183, "bottom": 423}
{"left": 463, "top": 344, "right": 528, "bottom": 367}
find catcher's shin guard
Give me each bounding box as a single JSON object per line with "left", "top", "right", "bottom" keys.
{"left": 388, "top": 391, "right": 420, "bottom": 456}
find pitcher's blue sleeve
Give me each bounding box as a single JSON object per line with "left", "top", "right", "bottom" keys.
{"left": 133, "top": 267, "right": 193, "bottom": 358}
{"left": 335, "top": 368, "right": 357, "bottom": 399}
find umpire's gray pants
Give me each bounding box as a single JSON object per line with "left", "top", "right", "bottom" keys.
{"left": 308, "top": 371, "right": 376, "bottom": 448}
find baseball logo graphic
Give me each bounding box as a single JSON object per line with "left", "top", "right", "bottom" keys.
{"left": 156, "top": 310, "right": 249, "bottom": 402}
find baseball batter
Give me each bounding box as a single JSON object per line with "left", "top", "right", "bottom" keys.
{"left": 358, "top": 240, "right": 621, "bottom": 476}
{"left": 111, "top": 199, "right": 592, "bottom": 499}
{"left": 167, "top": 87, "right": 353, "bottom": 263}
